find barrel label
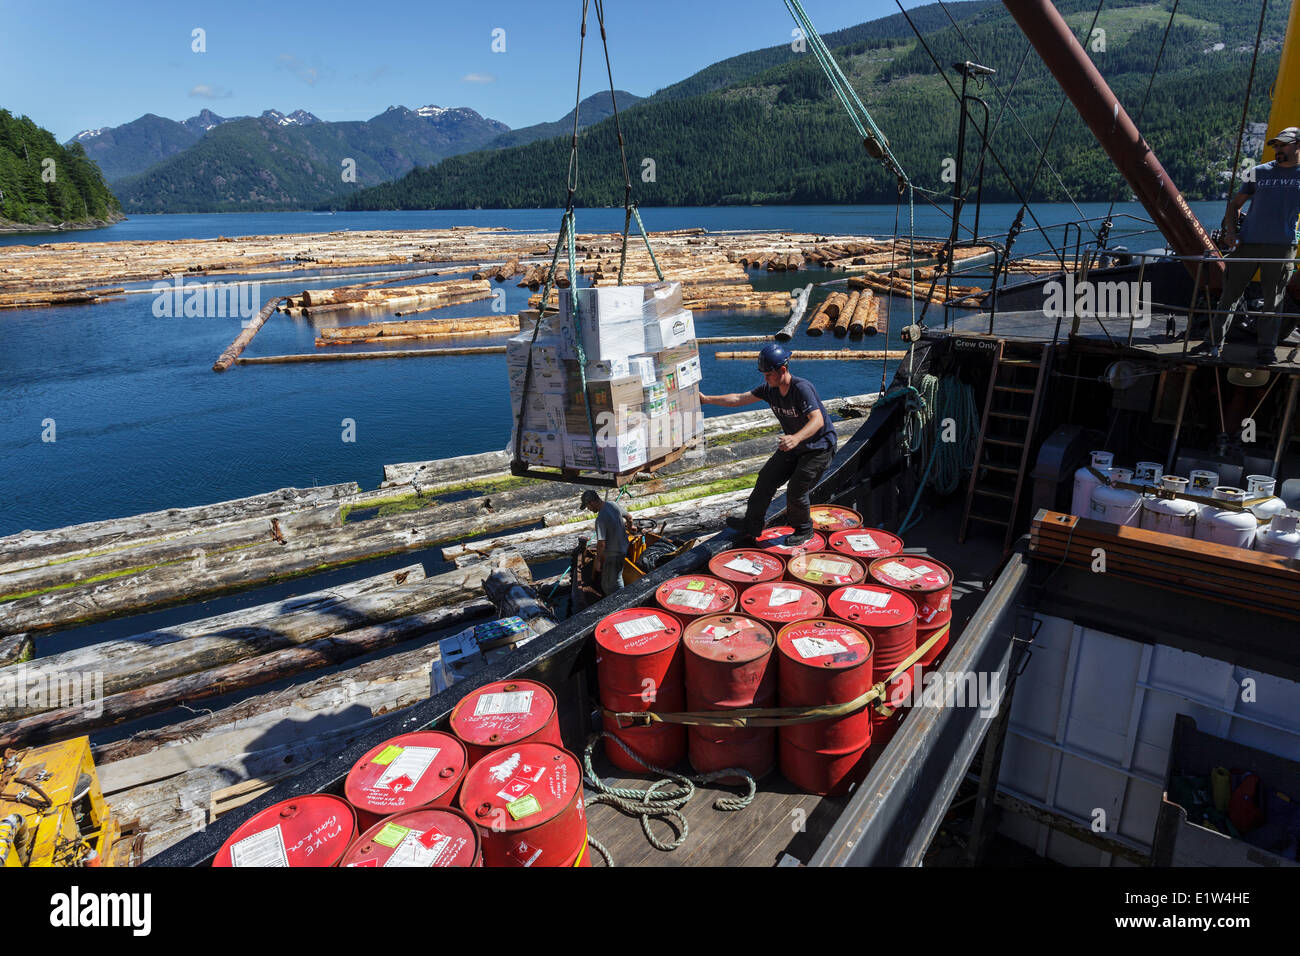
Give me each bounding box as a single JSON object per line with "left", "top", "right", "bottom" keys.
{"left": 768, "top": 586, "right": 802, "bottom": 607}
{"left": 792, "top": 636, "right": 847, "bottom": 660}
{"left": 843, "top": 587, "right": 889, "bottom": 608}
{"left": 373, "top": 823, "right": 411, "bottom": 848}
{"left": 371, "top": 744, "right": 404, "bottom": 766}
{"left": 879, "top": 561, "right": 922, "bottom": 582}
{"left": 686, "top": 580, "right": 707, "bottom": 590}
{"left": 724, "top": 556, "right": 765, "bottom": 576}
{"left": 669, "top": 588, "right": 714, "bottom": 610}
{"left": 808, "top": 557, "right": 851, "bottom": 575}
{"left": 844, "top": 533, "right": 881, "bottom": 553}
{"left": 507, "top": 795, "right": 542, "bottom": 820}
{"left": 474, "top": 690, "right": 535, "bottom": 716}
{"left": 385, "top": 828, "right": 457, "bottom": 868}
{"left": 374, "top": 746, "right": 439, "bottom": 792}
{"left": 613, "top": 614, "right": 668, "bottom": 640}
{"left": 229, "top": 823, "right": 289, "bottom": 868}
{"left": 700, "top": 623, "right": 739, "bottom": 640}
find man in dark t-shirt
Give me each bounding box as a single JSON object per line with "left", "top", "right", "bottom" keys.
{"left": 700, "top": 343, "right": 837, "bottom": 547}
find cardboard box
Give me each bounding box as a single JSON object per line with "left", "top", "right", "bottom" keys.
{"left": 587, "top": 375, "right": 644, "bottom": 414}
{"left": 676, "top": 353, "right": 702, "bottom": 390}
{"left": 628, "top": 355, "right": 657, "bottom": 387}
{"left": 564, "top": 287, "right": 647, "bottom": 361}
{"left": 564, "top": 424, "right": 649, "bottom": 474}
{"left": 585, "top": 356, "right": 631, "bottom": 381}
{"left": 644, "top": 309, "right": 695, "bottom": 351}
{"left": 656, "top": 343, "right": 699, "bottom": 370}
{"left": 519, "top": 429, "right": 564, "bottom": 467}
{"left": 643, "top": 282, "right": 684, "bottom": 318}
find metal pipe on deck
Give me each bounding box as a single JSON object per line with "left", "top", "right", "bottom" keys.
{"left": 1003, "top": 0, "right": 1224, "bottom": 288}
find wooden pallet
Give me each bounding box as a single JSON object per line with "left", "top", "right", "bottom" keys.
{"left": 510, "top": 443, "right": 695, "bottom": 489}
{"left": 1028, "top": 510, "right": 1300, "bottom": 621}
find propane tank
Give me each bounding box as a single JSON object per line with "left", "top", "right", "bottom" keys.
{"left": 1194, "top": 487, "right": 1258, "bottom": 550}
{"left": 1140, "top": 475, "right": 1198, "bottom": 539}
{"left": 1256, "top": 509, "right": 1300, "bottom": 558}
{"left": 1071, "top": 450, "right": 1114, "bottom": 516}
{"left": 1188, "top": 470, "right": 1221, "bottom": 520}
{"left": 1133, "top": 461, "right": 1164, "bottom": 488}
{"left": 1090, "top": 467, "right": 1142, "bottom": 526}
{"left": 1245, "top": 475, "right": 1287, "bottom": 522}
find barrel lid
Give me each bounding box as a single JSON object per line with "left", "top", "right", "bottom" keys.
{"left": 594, "top": 607, "right": 682, "bottom": 656}
{"left": 869, "top": 556, "right": 951, "bottom": 592}
{"left": 787, "top": 552, "right": 865, "bottom": 588}
{"left": 827, "top": 528, "right": 903, "bottom": 559}
{"left": 755, "top": 526, "right": 826, "bottom": 556}
{"left": 738, "top": 581, "right": 825, "bottom": 623}
{"left": 708, "top": 549, "right": 786, "bottom": 584}
{"left": 458, "top": 743, "right": 580, "bottom": 833}
{"left": 214, "top": 794, "right": 354, "bottom": 867}
{"left": 450, "top": 680, "right": 556, "bottom": 748}
{"left": 777, "top": 619, "right": 872, "bottom": 669}
{"left": 655, "top": 575, "right": 736, "bottom": 616}
{"left": 810, "top": 505, "right": 863, "bottom": 532}
{"left": 827, "top": 584, "right": 917, "bottom": 628}
{"left": 344, "top": 732, "right": 466, "bottom": 818}
{"left": 342, "top": 807, "right": 479, "bottom": 868}
{"left": 682, "top": 613, "right": 775, "bottom": 664}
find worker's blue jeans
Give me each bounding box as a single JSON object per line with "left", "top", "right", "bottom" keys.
{"left": 742, "top": 446, "right": 834, "bottom": 536}
{"left": 600, "top": 558, "right": 625, "bottom": 595}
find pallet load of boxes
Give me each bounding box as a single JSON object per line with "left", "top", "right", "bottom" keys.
{"left": 508, "top": 282, "right": 704, "bottom": 478}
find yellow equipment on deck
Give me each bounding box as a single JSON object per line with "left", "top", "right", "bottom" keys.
{"left": 1, "top": 737, "right": 138, "bottom": 867}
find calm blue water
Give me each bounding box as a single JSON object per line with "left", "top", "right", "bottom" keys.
{"left": 0, "top": 203, "right": 1225, "bottom": 536}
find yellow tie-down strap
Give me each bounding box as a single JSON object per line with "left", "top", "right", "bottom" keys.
{"left": 606, "top": 622, "right": 950, "bottom": 729}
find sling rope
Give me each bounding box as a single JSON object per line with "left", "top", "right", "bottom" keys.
{"left": 1226, "top": 0, "right": 1271, "bottom": 201}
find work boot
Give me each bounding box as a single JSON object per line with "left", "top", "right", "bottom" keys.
{"left": 725, "top": 515, "right": 755, "bottom": 546}
{"left": 1258, "top": 346, "right": 1276, "bottom": 367}
{"left": 784, "top": 529, "right": 814, "bottom": 547}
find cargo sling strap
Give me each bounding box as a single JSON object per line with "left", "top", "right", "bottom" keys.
{"left": 510, "top": 0, "right": 663, "bottom": 468}
{"left": 604, "top": 620, "right": 951, "bottom": 729}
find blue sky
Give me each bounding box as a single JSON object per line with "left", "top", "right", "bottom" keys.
{"left": 1, "top": 0, "right": 927, "bottom": 141}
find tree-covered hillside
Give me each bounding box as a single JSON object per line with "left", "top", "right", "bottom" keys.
{"left": 0, "top": 110, "right": 122, "bottom": 228}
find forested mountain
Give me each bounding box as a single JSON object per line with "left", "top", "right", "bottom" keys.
{"left": 68, "top": 110, "right": 243, "bottom": 181}
{"left": 342, "top": 0, "right": 1286, "bottom": 211}
{"left": 0, "top": 110, "right": 122, "bottom": 230}
{"left": 485, "top": 91, "right": 643, "bottom": 149}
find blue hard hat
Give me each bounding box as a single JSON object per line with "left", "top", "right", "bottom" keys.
{"left": 758, "top": 342, "right": 791, "bottom": 372}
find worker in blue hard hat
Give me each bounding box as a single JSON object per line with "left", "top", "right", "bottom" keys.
{"left": 700, "top": 342, "right": 837, "bottom": 547}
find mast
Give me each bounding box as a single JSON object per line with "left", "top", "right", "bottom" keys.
{"left": 1003, "top": 0, "right": 1225, "bottom": 285}
{"left": 1267, "top": 2, "right": 1300, "bottom": 147}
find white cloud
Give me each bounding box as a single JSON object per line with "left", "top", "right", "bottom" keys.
{"left": 189, "top": 84, "right": 233, "bottom": 99}
{"left": 462, "top": 73, "right": 496, "bottom": 84}
{"left": 278, "top": 53, "right": 323, "bottom": 86}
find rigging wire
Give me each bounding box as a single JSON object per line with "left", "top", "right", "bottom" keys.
{"left": 1226, "top": 0, "right": 1272, "bottom": 201}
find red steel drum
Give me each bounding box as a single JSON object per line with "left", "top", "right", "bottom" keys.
{"left": 785, "top": 552, "right": 867, "bottom": 596}
{"left": 868, "top": 556, "right": 953, "bottom": 626}
{"left": 755, "top": 526, "right": 826, "bottom": 557}
{"left": 344, "top": 731, "right": 468, "bottom": 832}
{"left": 776, "top": 619, "right": 874, "bottom": 796}
{"left": 682, "top": 613, "right": 778, "bottom": 780}
{"left": 654, "top": 574, "right": 737, "bottom": 622}
{"left": 915, "top": 618, "right": 953, "bottom": 668}
{"left": 809, "top": 505, "right": 863, "bottom": 532}
{"left": 341, "top": 806, "right": 482, "bottom": 868}
{"left": 708, "top": 549, "right": 786, "bottom": 586}
{"left": 738, "top": 581, "right": 825, "bottom": 628}
{"left": 594, "top": 607, "right": 686, "bottom": 772}
{"left": 458, "top": 743, "right": 587, "bottom": 867}
{"left": 214, "top": 794, "right": 356, "bottom": 868}
{"left": 450, "top": 680, "right": 563, "bottom": 765}
{"left": 827, "top": 528, "right": 904, "bottom": 561}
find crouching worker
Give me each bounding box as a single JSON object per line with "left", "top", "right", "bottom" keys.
{"left": 699, "top": 343, "right": 837, "bottom": 547}
{"left": 580, "top": 489, "right": 630, "bottom": 595}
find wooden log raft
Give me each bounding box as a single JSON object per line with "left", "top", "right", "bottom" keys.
{"left": 806, "top": 292, "right": 846, "bottom": 337}
{"left": 834, "top": 291, "right": 860, "bottom": 338}
{"left": 212, "top": 295, "right": 286, "bottom": 372}
{"left": 853, "top": 291, "right": 879, "bottom": 336}
{"left": 317, "top": 314, "right": 520, "bottom": 346}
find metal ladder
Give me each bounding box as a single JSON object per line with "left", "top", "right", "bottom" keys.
{"left": 958, "top": 340, "right": 1053, "bottom": 552}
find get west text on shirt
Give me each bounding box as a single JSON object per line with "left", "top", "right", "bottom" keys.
{"left": 750, "top": 376, "right": 837, "bottom": 453}
{"left": 1239, "top": 161, "right": 1300, "bottom": 245}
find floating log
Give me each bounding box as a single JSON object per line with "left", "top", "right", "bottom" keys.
{"left": 318, "top": 315, "right": 520, "bottom": 345}
{"left": 775, "top": 284, "right": 813, "bottom": 342}
{"left": 849, "top": 289, "right": 872, "bottom": 336}
{"left": 835, "top": 291, "right": 860, "bottom": 338}
{"left": 806, "top": 292, "right": 847, "bottom": 336}
{"left": 695, "top": 335, "right": 772, "bottom": 344}
{"left": 714, "top": 349, "right": 906, "bottom": 361}
{"left": 238, "top": 346, "right": 507, "bottom": 364}
{"left": 0, "top": 634, "right": 31, "bottom": 666}
{"left": 212, "top": 295, "right": 286, "bottom": 372}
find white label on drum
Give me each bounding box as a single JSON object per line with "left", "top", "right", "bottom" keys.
{"left": 228, "top": 823, "right": 289, "bottom": 868}
{"left": 669, "top": 588, "right": 714, "bottom": 610}
{"left": 375, "top": 746, "right": 439, "bottom": 792}
{"left": 808, "top": 557, "right": 851, "bottom": 575}
{"left": 724, "top": 556, "right": 765, "bottom": 576}
{"left": 879, "top": 561, "right": 922, "bottom": 582}
{"left": 844, "top": 533, "right": 880, "bottom": 553}
{"left": 613, "top": 614, "right": 667, "bottom": 640}
{"left": 700, "top": 624, "right": 738, "bottom": 640}
{"left": 474, "top": 690, "right": 535, "bottom": 717}
{"left": 843, "top": 587, "right": 890, "bottom": 608}
{"left": 792, "top": 636, "right": 847, "bottom": 659}
{"left": 768, "top": 586, "right": 802, "bottom": 607}
{"left": 384, "top": 829, "right": 451, "bottom": 868}
{"left": 910, "top": 563, "right": 937, "bottom": 576}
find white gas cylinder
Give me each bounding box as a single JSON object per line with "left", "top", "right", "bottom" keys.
{"left": 1140, "top": 475, "right": 1198, "bottom": 538}
{"left": 1090, "top": 467, "right": 1143, "bottom": 526}
{"left": 1256, "top": 510, "right": 1300, "bottom": 559}
{"left": 1194, "top": 487, "right": 1258, "bottom": 550}
{"left": 1071, "top": 450, "right": 1115, "bottom": 517}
